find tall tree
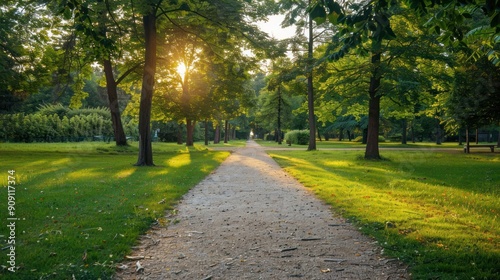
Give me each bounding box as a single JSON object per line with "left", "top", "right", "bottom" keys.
{"left": 135, "top": 3, "right": 158, "bottom": 166}
{"left": 306, "top": 0, "right": 317, "bottom": 150}
{"left": 310, "top": 0, "right": 399, "bottom": 158}
{"left": 142, "top": 0, "right": 271, "bottom": 152}
{"left": 55, "top": 0, "right": 144, "bottom": 146}
{"left": 311, "top": 2, "right": 453, "bottom": 158}
{"left": 278, "top": 0, "right": 323, "bottom": 150}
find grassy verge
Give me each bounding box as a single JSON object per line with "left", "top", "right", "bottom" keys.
{"left": 269, "top": 150, "right": 499, "bottom": 279}
{"left": 208, "top": 139, "right": 248, "bottom": 148}
{"left": 0, "top": 142, "right": 230, "bottom": 279}
{"left": 256, "top": 139, "right": 465, "bottom": 149}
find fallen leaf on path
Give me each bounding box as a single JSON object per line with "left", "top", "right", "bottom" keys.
{"left": 126, "top": 255, "right": 145, "bottom": 260}
{"left": 136, "top": 261, "right": 144, "bottom": 273}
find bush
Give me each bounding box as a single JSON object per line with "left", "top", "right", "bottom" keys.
{"left": 0, "top": 106, "right": 115, "bottom": 142}
{"left": 284, "top": 130, "right": 310, "bottom": 145}
{"left": 37, "top": 103, "right": 70, "bottom": 118}
{"left": 352, "top": 135, "right": 386, "bottom": 143}
{"left": 68, "top": 107, "right": 110, "bottom": 119}
{"left": 265, "top": 133, "right": 275, "bottom": 141}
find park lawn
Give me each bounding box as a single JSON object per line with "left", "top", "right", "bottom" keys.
{"left": 0, "top": 142, "right": 230, "bottom": 279}
{"left": 256, "top": 138, "right": 464, "bottom": 149}
{"left": 208, "top": 139, "right": 248, "bottom": 147}
{"left": 269, "top": 150, "right": 499, "bottom": 280}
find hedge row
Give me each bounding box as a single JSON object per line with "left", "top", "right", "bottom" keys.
{"left": 284, "top": 130, "right": 310, "bottom": 145}
{"left": 0, "top": 112, "right": 138, "bottom": 143}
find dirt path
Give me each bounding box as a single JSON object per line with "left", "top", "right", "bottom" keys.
{"left": 115, "top": 141, "right": 409, "bottom": 279}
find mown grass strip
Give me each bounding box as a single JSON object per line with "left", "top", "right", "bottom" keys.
{"left": 257, "top": 139, "right": 464, "bottom": 149}
{"left": 0, "top": 143, "right": 230, "bottom": 279}
{"left": 269, "top": 150, "right": 499, "bottom": 279}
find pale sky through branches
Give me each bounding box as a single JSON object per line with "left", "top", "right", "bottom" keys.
{"left": 256, "top": 15, "right": 295, "bottom": 40}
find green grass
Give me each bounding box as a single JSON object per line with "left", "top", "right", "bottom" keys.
{"left": 0, "top": 142, "right": 230, "bottom": 279}
{"left": 208, "top": 139, "right": 248, "bottom": 147}
{"left": 256, "top": 138, "right": 466, "bottom": 149}
{"left": 269, "top": 150, "right": 499, "bottom": 279}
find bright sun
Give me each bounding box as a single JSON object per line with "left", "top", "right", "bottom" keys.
{"left": 176, "top": 63, "right": 187, "bottom": 80}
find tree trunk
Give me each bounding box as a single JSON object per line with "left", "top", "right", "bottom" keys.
{"left": 436, "top": 118, "right": 442, "bottom": 145}
{"left": 277, "top": 85, "right": 282, "bottom": 144}
{"left": 497, "top": 129, "right": 500, "bottom": 147}
{"left": 96, "top": 2, "right": 127, "bottom": 147}
{"left": 102, "top": 60, "right": 127, "bottom": 146}
{"left": 410, "top": 120, "right": 416, "bottom": 143}
{"left": 135, "top": 13, "right": 156, "bottom": 166}
{"left": 401, "top": 119, "right": 407, "bottom": 144}
{"left": 214, "top": 125, "right": 220, "bottom": 144}
{"left": 224, "top": 120, "right": 229, "bottom": 143}
{"left": 186, "top": 119, "right": 194, "bottom": 146}
{"left": 365, "top": 51, "right": 381, "bottom": 160}
{"left": 177, "top": 123, "right": 183, "bottom": 144}
{"left": 465, "top": 127, "right": 470, "bottom": 153}
{"left": 204, "top": 119, "right": 209, "bottom": 145}
{"left": 307, "top": 1, "right": 316, "bottom": 151}
{"left": 475, "top": 128, "right": 479, "bottom": 144}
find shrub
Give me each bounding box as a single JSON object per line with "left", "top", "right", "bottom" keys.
{"left": 265, "top": 133, "right": 275, "bottom": 141}
{"left": 68, "top": 107, "right": 110, "bottom": 119}
{"left": 37, "top": 103, "right": 70, "bottom": 118}
{"left": 284, "top": 130, "right": 310, "bottom": 145}
{"left": 352, "top": 135, "right": 386, "bottom": 143}
{"left": 0, "top": 106, "right": 116, "bottom": 142}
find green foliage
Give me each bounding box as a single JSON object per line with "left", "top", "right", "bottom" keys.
{"left": 0, "top": 1, "right": 57, "bottom": 112}
{"left": 67, "top": 107, "right": 111, "bottom": 119}
{"left": 37, "top": 103, "right": 71, "bottom": 118}
{"left": 0, "top": 143, "right": 229, "bottom": 279}
{"left": 445, "top": 57, "right": 500, "bottom": 129}
{"left": 270, "top": 150, "right": 500, "bottom": 279}
{"left": 352, "top": 135, "right": 386, "bottom": 142}
{"left": 0, "top": 105, "right": 137, "bottom": 142}
{"left": 353, "top": 135, "right": 364, "bottom": 142}
{"left": 284, "top": 129, "right": 310, "bottom": 145}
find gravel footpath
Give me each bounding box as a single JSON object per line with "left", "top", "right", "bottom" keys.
{"left": 114, "top": 140, "right": 409, "bottom": 279}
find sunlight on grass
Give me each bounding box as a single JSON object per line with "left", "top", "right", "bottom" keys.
{"left": 166, "top": 153, "right": 191, "bottom": 168}
{"left": 67, "top": 168, "right": 103, "bottom": 180}
{"left": 0, "top": 143, "right": 230, "bottom": 280}
{"left": 269, "top": 150, "right": 499, "bottom": 279}
{"left": 322, "top": 160, "right": 353, "bottom": 168}
{"left": 50, "top": 158, "right": 72, "bottom": 166}
{"left": 114, "top": 168, "right": 137, "bottom": 179}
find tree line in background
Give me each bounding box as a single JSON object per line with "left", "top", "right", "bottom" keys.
{"left": 1, "top": 0, "right": 499, "bottom": 162}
